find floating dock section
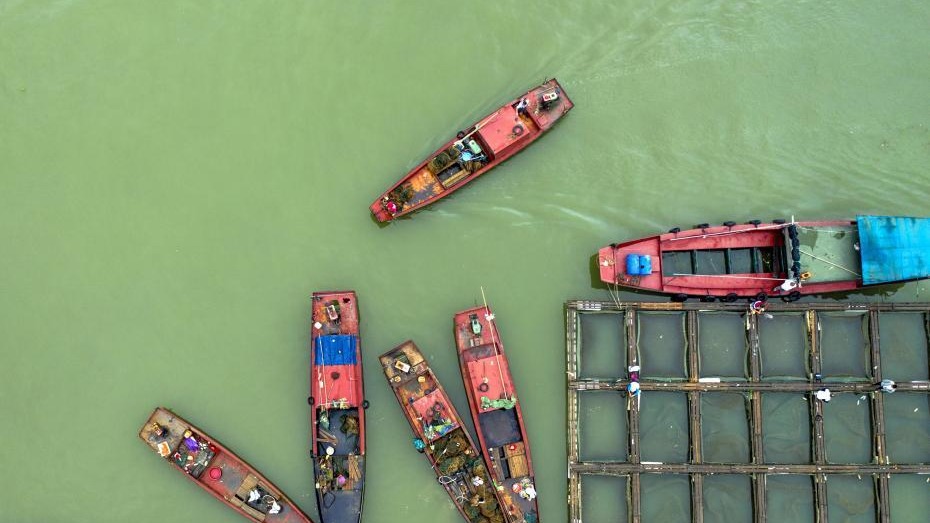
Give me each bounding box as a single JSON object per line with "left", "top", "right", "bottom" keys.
{"left": 566, "top": 300, "right": 930, "bottom": 522}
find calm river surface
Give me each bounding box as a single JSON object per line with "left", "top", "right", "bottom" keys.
{"left": 2, "top": 1, "right": 929, "bottom": 522}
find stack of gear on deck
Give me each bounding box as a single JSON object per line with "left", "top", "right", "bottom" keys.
{"left": 427, "top": 147, "right": 459, "bottom": 174}
{"left": 340, "top": 413, "right": 359, "bottom": 440}
{"left": 462, "top": 160, "right": 484, "bottom": 173}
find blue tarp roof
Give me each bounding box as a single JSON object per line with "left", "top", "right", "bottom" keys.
{"left": 858, "top": 215, "right": 930, "bottom": 285}
{"left": 314, "top": 335, "right": 358, "bottom": 366}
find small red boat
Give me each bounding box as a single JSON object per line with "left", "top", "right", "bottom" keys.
{"left": 139, "top": 407, "right": 314, "bottom": 523}
{"left": 454, "top": 304, "right": 539, "bottom": 523}
{"left": 309, "top": 291, "right": 366, "bottom": 523}
{"left": 370, "top": 78, "right": 573, "bottom": 222}
{"left": 379, "top": 340, "right": 510, "bottom": 523}
{"left": 597, "top": 216, "right": 930, "bottom": 300}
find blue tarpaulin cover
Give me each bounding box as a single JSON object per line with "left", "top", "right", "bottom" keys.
{"left": 857, "top": 215, "right": 930, "bottom": 285}
{"left": 314, "top": 335, "right": 357, "bottom": 365}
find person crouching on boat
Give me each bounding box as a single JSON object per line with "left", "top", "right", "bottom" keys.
{"left": 515, "top": 98, "right": 529, "bottom": 115}
{"left": 774, "top": 278, "right": 799, "bottom": 294}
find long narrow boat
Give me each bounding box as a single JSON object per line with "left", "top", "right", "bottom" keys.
{"left": 379, "top": 340, "right": 510, "bottom": 523}
{"left": 597, "top": 215, "right": 930, "bottom": 300}
{"left": 139, "top": 407, "right": 315, "bottom": 523}
{"left": 309, "top": 291, "right": 365, "bottom": 523}
{"left": 370, "top": 78, "right": 573, "bottom": 222}
{"left": 454, "top": 304, "right": 539, "bottom": 523}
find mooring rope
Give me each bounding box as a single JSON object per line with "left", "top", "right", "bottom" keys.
{"left": 799, "top": 249, "right": 861, "bottom": 276}
{"left": 669, "top": 273, "right": 786, "bottom": 281}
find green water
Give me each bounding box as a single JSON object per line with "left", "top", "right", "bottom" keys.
{"left": 2, "top": 1, "right": 930, "bottom": 521}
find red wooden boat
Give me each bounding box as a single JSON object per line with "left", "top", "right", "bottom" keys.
{"left": 454, "top": 304, "right": 539, "bottom": 523}
{"left": 597, "top": 216, "right": 930, "bottom": 300}
{"left": 379, "top": 340, "right": 510, "bottom": 523}
{"left": 309, "top": 291, "right": 366, "bottom": 523}
{"left": 370, "top": 78, "right": 573, "bottom": 222}
{"left": 139, "top": 407, "right": 314, "bottom": 523}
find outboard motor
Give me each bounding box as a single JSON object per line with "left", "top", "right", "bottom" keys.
{"left": 540, "top": 89, "right": 560, "bottom": 109}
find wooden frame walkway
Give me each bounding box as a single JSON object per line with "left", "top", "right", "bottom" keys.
{"left": 566, "top": 300, "right": 930, "bottom": 523}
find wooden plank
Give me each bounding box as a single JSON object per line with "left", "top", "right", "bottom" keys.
{"left": 748, "top": 312, "right": 761, "bottom": 381}
{"left": 565, "top": 300, "right": 930, "bottom": 314}
{"left": 752, "top": 473, "right": 766, "bottom": 523}
{"left": 568, "top": 472, "right": 581, "bottom": 523}
{"left": 750, "top": 391, "right": 764, "bottom": 464}
{"left": 627, "top": 309, "right": 640, "bottom": 465}
{"left": 571, "top": 461, "right": 930, "bottom": 475}
{"left": 629, "top": 472, "right": 642, "bottom": 523}
{"left": 568, "top": 380, "right": 882, "bottom": 393}
{"left": 688, "top": 391, "right": 702, "bottom": 464}
{"left": 875, "top": 472, "right": 891, "bottom": 523}
{"left": 566, "top": 305, "right": 581, "bottom": 522}
{"left": 687, "top": 310, "right": 700, "bottom": 381}
{"left": 869, "top": 309, "right": 892, "bottom": 523}
{"left": 808, "top": 310, "right": 827, "bottom": 467}
{"left": 691, "top": 474, "right": 704, "bottom": 523}
{"left": 813, "top": 474, "right": 828, "bottom": 523}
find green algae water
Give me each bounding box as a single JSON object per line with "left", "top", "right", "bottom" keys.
{"left": 2, "top": 1, "right": 930, "bottom": 521}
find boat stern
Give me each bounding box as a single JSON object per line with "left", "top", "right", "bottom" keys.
{"left": 369, "top": 198, "right": 394, "bottom": 223}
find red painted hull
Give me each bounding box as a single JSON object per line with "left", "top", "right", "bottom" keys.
{"left": 598, "top": 220, "right": 864, "bottom": 298}
{"left": 309, "top": 291, "right": 365, "bottom": 523}
{"left": 139, "top": 407, "right": 315, "bottom": 523}
{"left": 371, "top": 78, "right": 573, "bottom": 222}
{"left": 454, "top": 305, "right": 539, "bottom": 523}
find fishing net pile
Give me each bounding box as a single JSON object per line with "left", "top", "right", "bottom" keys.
{"left": 431, "top": 430, "right": 505, "bottom": 523}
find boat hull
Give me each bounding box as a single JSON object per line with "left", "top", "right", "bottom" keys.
{"left": 371, "top": 78, "right": 573, "bottom": 222}
{"left": 139, "top": 407, "right": 314, "bottom": 523}
{"left": 454, "top": 305, "right": 540, "bottom": 523}
{"left": 310, "top": 291, "right": 365, "bottom": 523}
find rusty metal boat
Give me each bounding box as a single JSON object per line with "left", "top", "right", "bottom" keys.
{"left": 370, "top": 79, "right": 573, "bottom": 222}
{"left": 309, "top": 291, "right": 366, "bottom": 523}
{"left": 139, "top": 407, "right": 314, "bottom": 523}
{"left": 454, "top": 303, "right": 539, "bottom": 523}
{"left": 379, "top": 340, "right": 510, "bottom": 523}
{"left": 597, "top": 216, "right": 930, "bottom": 300}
